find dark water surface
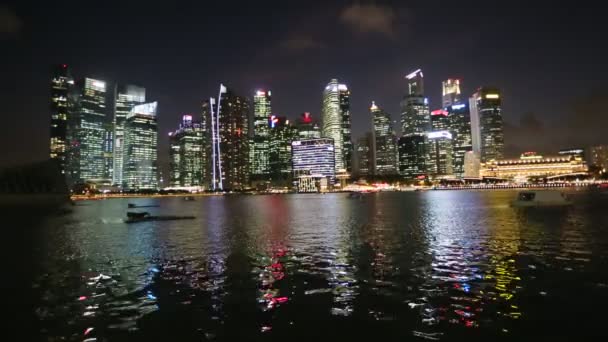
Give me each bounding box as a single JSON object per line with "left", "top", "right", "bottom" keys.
{"left": 8, "top": 191, "right": 608, "bottom": 341}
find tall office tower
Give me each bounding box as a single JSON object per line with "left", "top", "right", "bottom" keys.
{"left": 356, "top": 133, "right": 372, "bottom": 177}
{"left": 168, "top": 115, "right": 205, "bottom": 188}
{"left": 66, "top": 78, "right": 108, "bottom": 185}
{"left": 321, "top": 79, "right": 352, "bottom": 173}
{"left": 250, "top": 90, "right": 271, "bottom": 177}
{"left": 296, "top": 112, "right": 321, "bottom": 139}
{"left": 50, "top": 64, "right": 73, "bottom": 173}
{"left": 431, "top": 109, "right": 450, "bottom": 131}
{"left": 469, "top": 87, "right": 504, "bottom": 162}
{"left": 113, "top": 84, "right": 145, "bottom": 186}
{"left": 398, "top": 135, "right": 427, "bottom": 179}
{"left": 122, "top": 102, "right": 158, "bottom": 190}
{"left": 102, "top": 122, "right": 114, "bottom": 183}
{"left": 448, "top": 103, "right": 473, "bottom": 177}
{"left": 401, "top": 69, "right": 430, "bottom": 135}
{"left": 204, "top": 84, "right": 250, "bottom": 191}
{"left": 426, "top": 131, "right": 454, "bottom": 177}
{"left": 268, "top": 115, "right": 299, "bottom": 186}
{"left": 169, "top": 132, "right": 181, "bottom": 187}
{"left": 370, "top": 102, "right": 398, "bottom": 175}
{"left": 442, "top": 79, "right": 461, "bottom": 107}
{"left": 291, "top": 138, "right": 336, "bottom": 180}
{"left": 463, "top": 151, "right": 481, "bottom": 178}
{"left": 589, "top": 145, "right": 608, "bottom": 171}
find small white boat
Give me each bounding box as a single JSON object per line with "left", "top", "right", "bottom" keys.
{"left": 511, "top": 190, "right": 572, "bottom": 207}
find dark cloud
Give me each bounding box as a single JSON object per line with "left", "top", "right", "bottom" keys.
{"left": 339, "top": 4, "right": 397, "bottom": 38}
{"left": 0, "top": 6, "right": 22, "bottom": 38}
{"left": 279, "top": 35, "right": 324, "bottom": 51}
{"left": 503, "top": 112, "right": 546, "bottom": 157}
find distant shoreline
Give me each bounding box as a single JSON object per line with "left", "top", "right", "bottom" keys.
{"left": 69, "top": 184, "right": 601, "bottom": 201}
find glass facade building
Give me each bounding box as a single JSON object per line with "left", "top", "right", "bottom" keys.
{"left": 250, "top": 90, "right": 271, "bottom": 178}
{"left": 66, "top": 77, "right": 109, "bottom": 185}
{"left": 50, "top": 64, "right": 73, "bottom": 174}
{"left": 204, "top": 85, "right": 250, "bottom": 191}
{"left": 426, "top": 130, "right": 454, "bottom": 178}
{"left": 122, "top": 102, "right": 158, "bottom": 190}
{"left": 292, "top": 138, "right": 335, "bottom": 181}
{"left": 168, "top": 115, "right": 205, "bottom": 188}
{"left": 447, "top": 103, "right": 473, "bottom": 178}
{"left": 113, "top": 84, "right": 145, "bottom": 186}
{"left": 268, "top": 116, "right": 299, "bottom": 186}
{"left": 398, "top": 134, "right": 427, "bottom": 179}
{"left": 296, "top": 112, "right": 321, "bottom": 139}
{"left": 356, "top": 133, "right": 372, "bottom": 177}
{"left": 470, "top": 87, "right": 504, "bottom": 162}
{"left": 401, "top": 69, "right": 430, "bottom": 136}
{"left": 371, "top": 102, "right": 398, "bottom": 175}
{"left": 442, "top": 79, "right": 461, "bottom": 107}
{"left": 321, "top": 79, "right": 352, "bottom": 174}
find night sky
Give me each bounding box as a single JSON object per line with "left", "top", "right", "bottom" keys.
{"left": 1, "top": 1, "right": 607, "bottom": 172}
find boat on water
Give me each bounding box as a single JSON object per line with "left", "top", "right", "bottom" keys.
{"left": 127, "top": 203, "right": 160, "bottom": 208}
{"left": 511, "top": 190, "right": 572, "bottom": 207}
{"left": 183, "top": 196, "right": 196, "bottom": 201}
{"left": 125, "top": 211, "right": 195, "bottom": 223}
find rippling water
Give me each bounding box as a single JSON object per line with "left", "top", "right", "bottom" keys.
{"left": 9, "top": 190, "right": 608, "bottom": 341}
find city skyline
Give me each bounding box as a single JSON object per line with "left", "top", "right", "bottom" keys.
{"left": 2, "top": 2, "right": 607, "bottom": 171}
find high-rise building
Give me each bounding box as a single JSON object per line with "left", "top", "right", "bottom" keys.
{"left": 321, "top": 79, "right": 352, "bottom": 174}
{"left": 50, "top": 64, "right": 73, "bottom": 174}
{"left": 113, "top": 84, "right": 145, "bottom": 186}
{"left": 296, "top": 112, "right": 321, "bottom": 139}
{"left": 168, "top": 115, "right": 205, "bottom": 188}
{"left": 589, "top": 145, "right": 608, "bottom": 172}
{"left": 102, "top": 122, "right": 114, "bottom": 183}
{"left": 431, "top": 109, "right": 450, "bottom": 131}
{"left": 355, "top": 133, "right": 372, "bottom": 177}
{"left": 204, "top": 84, "right": 250, "bottom": 191}
{"left": 66, "top": 77, "right": 109, "bottom": 186}
{"left": 122, "top": 102, "right": 158, "bottom": 190}
{"left": 401, "top": 69, "right": 430, "bottom": 135}
{"left": 448, "top": 103, "right": 473, "bottom": 178}
{"left": 442, "top": 79, "right": 461, "bottom": 107}
{"left": 292, "top": 138, "right": 335, "bottom": 181}
{"left": 268, "top": 116, "right": 299, "bottom": 186}
{"left": 463, "top": 151, "right": 481, "bottom": 178}
{"left": 371, "top": 101, "right": 398, "bottom": 175}
{"left": 426, "top": 130, "right": 454, "bottom": 178}
{"left": 398, "top": 134, "right": 427, "bottom": 179}
{"left": 470, "top": 87, "right": 504, "bottom": 162}
{"left": 250, "top": 90, "right": 271, "bottom": 178}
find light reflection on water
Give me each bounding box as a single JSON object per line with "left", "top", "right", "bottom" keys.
{"left": 22, "top": 191, "right": 608, "bottom": 340}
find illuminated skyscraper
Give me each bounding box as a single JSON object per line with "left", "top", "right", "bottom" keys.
{"left": 321, "top": 79, "right": 352, "bottom": 173}
{"left": 296, "top": 112, "right": 321, "bottom": 139}
{"left": 426, "top": 130, "right": 454, "bottom": 177}
{"left": 431, "top": 109, "right": 450, "bottom": 131}
{"left": 401, "top": 69, "right": 430, "bottom": 135}
{"left": 268, "top": 116, "right": 299, "bottom": 186}
{"left": 470, "top": 87, "right": 504, "bottom": 162}
{"left": 448, "top": 103, "right": 473, "bottom": 177}
{"left": 122, "top": 102, "right": 158, "bottom": 190}
{"left": 398, "top": 134, "right": 427, "bottom": 179}
{"left": 250, "top": 90, "right": 271, "bottom": 177}
{"left": 66, "top": 77, "right": 109, "bottom": 185}
{"left": 50, "top": 64, "right": 73, "bottom": 174}
{"left": 112, "top": 84, "right": 145, "bottom": 186}
{"left": 292, "top": 138, "right": 335, "bottom": 181}
{"left": 442, "top": 79, "right": 461, "bottom": 107}
{"left": 371, "top": 101, "right": 398, "bottom": 175}
{"left": 356, "top": 133, "right": 372, "bottom": 177}
{"left": 168, "top": 115, "right": 205, "bottom": 188}
{"left": 204, "top": 84, "right": 250, "bottom": 191}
